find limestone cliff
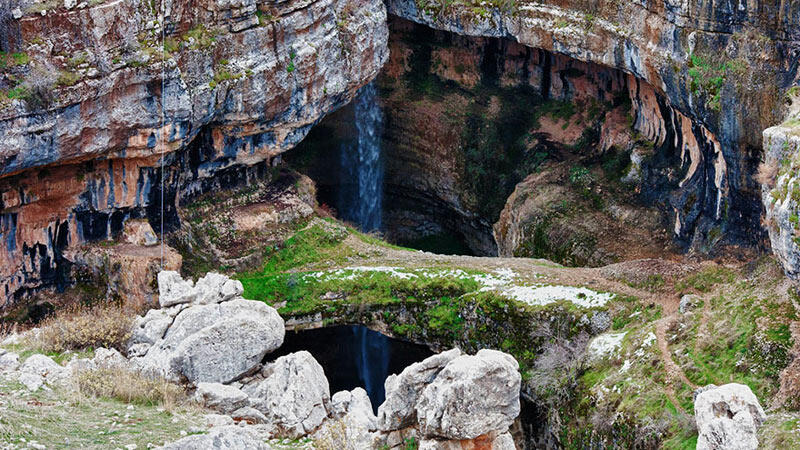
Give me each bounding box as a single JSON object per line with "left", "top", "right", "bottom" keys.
{"left": 387, "top": 0, "right": 799, "bottom": 250}
{"left": 0, "top": 0, "right": 387, "bottom": 307}
{"left": 761, "top": 90, "right": 800, "bottom": 277}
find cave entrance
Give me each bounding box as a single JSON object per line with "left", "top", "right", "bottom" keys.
{"left": 266, "top": 325, "right": 433, "bottom": 413}
{"left": 286, "top": 15, "right": 687, "bottom": 264}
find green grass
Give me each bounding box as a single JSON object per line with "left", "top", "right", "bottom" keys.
{"left": 0, "top": 376, "right": 202, "bottom": 448}
{"left": 675, "top": 266, "right": 735, "bottom": 293}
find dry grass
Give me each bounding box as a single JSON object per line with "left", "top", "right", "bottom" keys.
{"left": 28, "top": 303, "right": 134, "bottom": 354}
{"left": 0, "top": 376, "right": 202, "bottom": 448}
{"left": 77, "top": 367, "right": 186, "bottom": 409}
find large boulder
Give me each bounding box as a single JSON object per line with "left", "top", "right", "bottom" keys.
{"left": 378, "top": 348, "right": 463, "bottom": 431}
{"left": 415, "top": 349, "right": 521, "bottom": 440}
{"left": 694, "top": 383, "right": 767, "bottom": 450}
{"left": 130, "top": 272, "right": 285, "bottom": 384}
{"left": 160, "top": 425, "right": 271, "bottom": 450}
{"left": 241, "top": 351, "right": 331, "bottom": 438}
{"left": 375, "top": 348, "right": 522, "bottom": 449}
{"left": 194, "top": 273, "right": 244, "bottom": 305}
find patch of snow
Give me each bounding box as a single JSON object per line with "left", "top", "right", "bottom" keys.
{"left": 588, "top": 332, "right": 627, "bottom": 359}
{"left": 303, "top": 266, "right": 612, "bottom": 309}
{"left": 642, "top": 332, "right": 656, "bottom": 347}
{"left": 502, "top": 284, "right": 614, "bottom": 308}
{"left": 620, "top": 359, "right": 631, "bottom": 373}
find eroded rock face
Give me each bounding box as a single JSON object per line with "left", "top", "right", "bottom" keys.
{"left": 382, "top": 1, "right": 797, "bottom": 258}
{"left": 761, "top": 114, "right": 800, "bottom": 278}
{"left": 416, "top": 350, "right": 521, "bottom": 440}
{"left": 694, "top": 383, "right": 767, "bottom": 450}
{"left": 129, "top": 271, "right": 285, "bottom": 384}
{"left": 0, "top": 0, "right": 388, "bottom": 309}
{"left": 240, "top": 350, "right": 331, "bottom": 438}
{"left": 376, "top": 348, "right": 521, "bottom": 449}
{"left": 378, "top": 348, "right": 463, "bottom": 431}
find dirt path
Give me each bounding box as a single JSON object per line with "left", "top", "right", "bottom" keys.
{"left": 656, "top": 314, "right": 697, "bottom": 412}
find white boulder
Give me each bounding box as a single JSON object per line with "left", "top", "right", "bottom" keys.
{"left": 131, "top": 272, "right": 285, "bottom": 384}
{"left": 93, "top": 348, "right": 127, "bottom": 369}
{"left": 378, "top": 348, "right": 462, "bottom": 431}
{"left": 158, "top": 271, "right": 198, "bottom": 307}
{"left": 0, "top": 351, "right": 20, "bottom": 372}
{"left": 694, "top": 383, "right": 766, "bottom": 450}
{"left": 315, "top": 387, "right": 378, "bottom": 449}
{"left": 416, "top": 349, "right": 521, "bottom": 440}
{"left": 242, "top": 351, "right": 330, "bottom": 438}
{"left": 194, "top": 272, "right": 244, "bottom": 305}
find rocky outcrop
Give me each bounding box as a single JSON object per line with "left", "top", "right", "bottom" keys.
{"left": 128, "top": 271, "right": 285, "bottom": 384}
{"left": 415, "top": 350, "right": 521, "bottom": 440}
{"left": 0, "top": 0, "right": 388, "bottom": 309}
{"left": 383, "top": 0, "right": 798, "bottom": 257}
{"left": 760, "top": 91, "right": 800, "bottom": 277}
{"left": 694, "top": 383, "right": 767, "bottom": 450}
{"left": 314, "top": 387, "right": 378, "bottom": 449}
{"left": 377, "top": 348, "right": 521, "bottom": 449}
{"left": 239, "top": 350, "right": 331, "bottom": 438}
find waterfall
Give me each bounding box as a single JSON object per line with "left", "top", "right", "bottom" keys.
{"left": 339, "top": 82, "right": 384, "bottom": 232}
{"left": 353, "top": 325, "right": 391, "bottom": 408}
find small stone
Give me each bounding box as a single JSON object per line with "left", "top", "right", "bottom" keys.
{"left": 679, "top": 294, "right": 699, "bottom": 313}
{"left": 11, "top": 7, "right": 22, "bottom": 19}
{"left": 18, "top": 372, "right": 44, "bottom": 391}
{"left": 64, "top": 0, "right": 76, "bottom": 9}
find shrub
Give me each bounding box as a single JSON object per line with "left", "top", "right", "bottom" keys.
{"left": 31, "top": 304, "right": 134, "bottom": 353}
{"left": 77, "top": 367, "right": 185, "bottom": 407}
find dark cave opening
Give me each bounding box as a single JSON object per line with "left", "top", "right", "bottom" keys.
{"left": 266, "top": 325, "right": 434, "bottom": 413}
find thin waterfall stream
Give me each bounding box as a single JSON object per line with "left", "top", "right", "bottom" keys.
{"left": 340, "top": 82, "right": 393, "bottom": 407}
{"left": 338, "top": 82, "right": 384, "bottom": 232}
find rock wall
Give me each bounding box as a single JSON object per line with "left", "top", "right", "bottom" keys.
{"left": 0, "top": 0, "right": 388, "bottom": 308}
{"left": 387, "top": 0, "right": 799, "bottom": 251}
{"left": 374, "top": 17, "right": 756, "bottom": 259}
{"left": 760, "top": 90, "right": 800, "bottom": 277}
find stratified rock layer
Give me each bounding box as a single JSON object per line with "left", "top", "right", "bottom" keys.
{"left": 0, "top": 0, "right": 388, "bottom": 308}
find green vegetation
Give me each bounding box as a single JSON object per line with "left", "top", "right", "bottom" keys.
{"left": 184, "top": 24, "right": 217, "bottom": 50}
{"left": 0, "top": 52, "right": 29, "bottom": 67}
{"left": 286, "top": 50, "right": 296, "bottom": 73}
{"left": 674, "top": 265, "right": 735, "bottom": 294}
{"left": 210, "top": 63, "right": 243, "bottom": 89}
{"left": 56, "top": 70, "right": 82, "bottom": 87}
{"left": 415, "top": 0, "right": 517, "bottom": 19}
{"left": 687, "top": 53, "right": 745, "bottom": 111}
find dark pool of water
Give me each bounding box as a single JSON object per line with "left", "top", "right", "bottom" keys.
{"left": 266, "top": 325, "right": 434, "bottom": 412}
